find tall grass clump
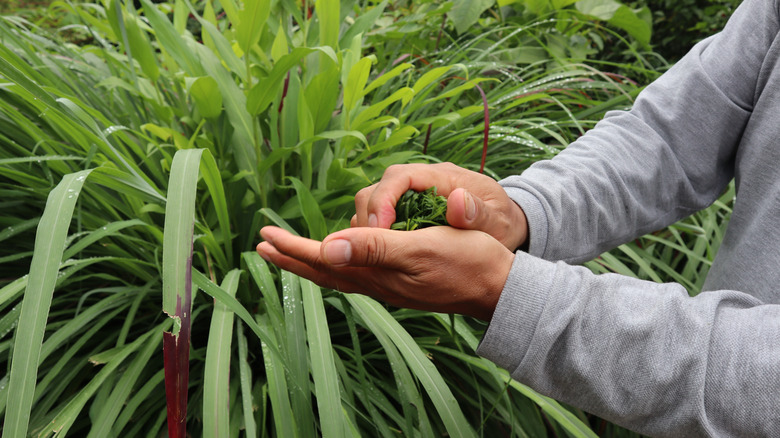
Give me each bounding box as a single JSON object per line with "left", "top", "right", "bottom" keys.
{"left": 0, "top": 0, "right": 707, "bottom": 436}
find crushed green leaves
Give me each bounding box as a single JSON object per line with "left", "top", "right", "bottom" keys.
{"left": 391, "top": 187, "right": 449, "bottom": 231}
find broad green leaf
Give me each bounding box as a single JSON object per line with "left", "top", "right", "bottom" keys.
{"left": 271, "top": 18, "right": 289, "bottom": 61}
{"left": 124, "top": 10, "right": 160, "bottom": 81}
{"left": 246, "top": 46, "right": 338, "bottom": 116}
{"left": 203, "top": 270, "right": 240, "bottom": 438}
{"left": 189, "top": 76, "right": 223, "bottom": 119}
{"left": 450, "top": 0, "right": 494, "bottom": 34}
{"left": 237, "top": 0, "right": 271, "bottom": 54}
{"left": 316, "top": 0, "right": 340, "bottom": 48}
{"left": 215, "top": 0, "right": 240, "bottom": 25}
{"left": 575, "top": 0, "right": 651, "bottom": 46}
{"left": 2, "top": 169, "right": 92, "bottom": 438}
{"left": 343, "top": 57, "right": 374, "bottom": 125}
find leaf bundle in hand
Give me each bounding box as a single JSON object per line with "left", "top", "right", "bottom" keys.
{"left": 391, "top": 187, "right": 449, "bottom": 231}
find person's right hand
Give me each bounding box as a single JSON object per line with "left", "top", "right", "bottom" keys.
{"left": 352, "top": 163, "right": 529, "bottom": 251}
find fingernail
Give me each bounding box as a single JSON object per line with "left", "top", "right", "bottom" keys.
{"left": 464, "top": 191, "right": 476, "bottom": 221}
{"left": 323, "top": 239, "right": 352, "bottom": 266}
{"left": 258, "top": 250, "right": 270, "bottom": 262}
{"left": 368, "top": 213, "right": 378, "bottom": 228}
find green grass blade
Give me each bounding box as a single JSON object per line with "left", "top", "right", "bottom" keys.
{"left": 42, "top": 323, "right": 168, "bottom": 437}
{"left": 191, "top": 269, "right": 287, "bottom": 367}
{"left": 111, "top": 369, "right": 165, "bottom": 436}
{"left": 2, "top": 169, "right": 92, "bottom": 438}
{"left": 62, "top": 219, "right": 146, "bottom": 261}
{"left": 162, "top": 149, "right": 202, "bottom": 316}
{"left": 281, "top": 271, "right": 315, "bottom": 437}
{"left": 433, "top": 315, "right": 599, "bottom": 438}
{"left": 301, "top": 279, "right": 344, "bottom": 437}
{"left": 236, "top": 322, "right": 257, "bottom": 438}
{"left": 256, "top": 313, "right": 297, "bottom": 438}
{"left": 199, "top": 149, "right": 233, "bottom": 266}
{"left": 289, "top": 177, "right": 327, "bottom": 240}
{"left": 87, "top": 325, "right": 163, "bottom": 438}
{"left": 203, "top": 269, "right": 240, "bottom": 438}
{"left": 242, "top": 252, "right": 285, "bottom": 338}
{"left": 347, "top": 295, "right": 476, "bottom": 438}
{"left": 138, "top": 0, "right": 204, "bottom": 76}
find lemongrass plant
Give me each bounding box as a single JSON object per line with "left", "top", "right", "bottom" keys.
{"left": 0, "top": 0, "right": 673, "bottom": 436}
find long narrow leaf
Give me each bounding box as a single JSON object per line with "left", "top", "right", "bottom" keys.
{"left": 301, "top": 279, "right": 344, "bottom": 437}
{"left": 203, "top": 269, "right": 240, "bottom": 438}
{"left": 2, "top": 169, "right": 92, "bottom": 438}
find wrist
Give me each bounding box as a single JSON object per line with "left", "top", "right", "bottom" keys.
{"left": 474, "top": 248, "right": 515, "bottom": 321}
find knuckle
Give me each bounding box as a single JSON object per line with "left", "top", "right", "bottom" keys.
{"left": 356, "top": 185, "right": 373, "bottom": 201}
{"left": 383, "top": 164, "right": 403, "bottom": 177}
{"left": 364, "top": 233, "right": 387, "bottom": 266}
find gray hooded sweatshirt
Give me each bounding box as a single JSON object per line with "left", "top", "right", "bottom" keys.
{"left": 476, "top": 0, "right": 780, "bottom": 435}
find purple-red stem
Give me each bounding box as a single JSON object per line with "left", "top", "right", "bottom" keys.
{"left": 278, "top": 71, "right": 291, "bottom": 113}
{"left": 163, "top": 245, "right": 194, "bottom": 438}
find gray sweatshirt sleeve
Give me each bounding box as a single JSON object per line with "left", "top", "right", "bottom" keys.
{"left": 477, "top": 0, "right": 780, "bottom": 436}
{"left": 477, "top": 252, "right": 780, "bottom": 437}
{"left": 502, "top": 0, "right": 778, "bottom": 263}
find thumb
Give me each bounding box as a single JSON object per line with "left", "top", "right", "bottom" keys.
{"left": 446, "top": 188, "right": 490, "bottom": 231}
{"left": 320, "top": 228, "right": 411, "bottom": 269}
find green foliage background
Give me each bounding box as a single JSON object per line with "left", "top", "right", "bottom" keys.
{"left": 0, "top": 0, "right": 735, "bottom": 437}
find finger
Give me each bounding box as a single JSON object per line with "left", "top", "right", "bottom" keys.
{"left": 446, "top": 188, "right": 488, "bottom": 230}
{"left": 350, "top": 214, "right": 358, "bottom": 227}
{"left": 366, "top": 163, "right": 460, "bottom": 228}
{"left": 354, "top": 184, "right": 377, "bottom": 227}
{"left": 259, "top": 226, "right": 323, "bottom": 268}
{"left": 321, "top": 227, "right": 422, "bottom": 270}
{"left": 256, "top": 241, "right": 362, "bottom": 292}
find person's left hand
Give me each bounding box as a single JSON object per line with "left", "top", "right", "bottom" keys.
{"left": 256, "top": 225, "right": 515, "bottom": 321}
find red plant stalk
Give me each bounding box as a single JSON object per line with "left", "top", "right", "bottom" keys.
{"left": 475, "top": 83, "right": 489, "bottom": 174}
{"left": 163, "top": 248, "right": 194, "bottom": 438}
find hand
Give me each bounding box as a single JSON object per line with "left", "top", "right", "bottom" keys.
{"left": 256, "top": 225, "right": 515, "bottom": 321}
{"left": 352, "top": 163, "right": 529, "bottom": 251}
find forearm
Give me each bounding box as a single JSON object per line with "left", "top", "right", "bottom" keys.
{"left": 502, "top": 0, "right": 778, "bottom": 263}
{"left": 478, "top": 251, "right": 780, "bottom": 437}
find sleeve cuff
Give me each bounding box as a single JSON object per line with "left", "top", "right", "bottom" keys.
{"left": 499, "top": 182, "right": 549, "bottom": 258}
{"left": 475, "top": 251, "right": 556, "bottom": 374}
